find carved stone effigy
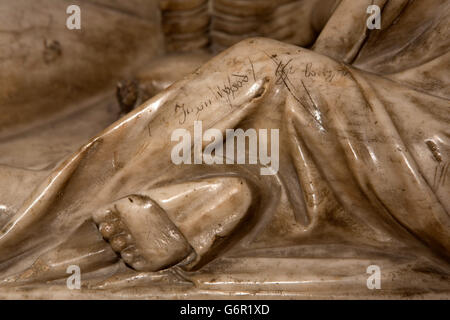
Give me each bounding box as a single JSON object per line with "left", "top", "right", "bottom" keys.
{"left": 159, "top": 0, "right": 338, "bottom": 53}
{"left": 0, "top": 0, "right": 449, "bottom": 299}
{"left": 121, "top": 0, "right": 337, "bottom": 111}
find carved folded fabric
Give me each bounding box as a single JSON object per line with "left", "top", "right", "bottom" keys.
{"left": 0, "top": 38, "right": 448, "bottom": 280}
{"left": 116, "top": 52, "right": 211, "bottom": 113}
{"left": 211, "top": 0, "right": 334, "bottom": 51}
{"left": 0, "top": 0, "right": 449, "bottom": 297}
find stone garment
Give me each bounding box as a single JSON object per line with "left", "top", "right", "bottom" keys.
{"left": 159, "top": 0, "right": 339, "bottom": 52}
{"left": 0, "top": 0, "right": 449, "bottom": 298}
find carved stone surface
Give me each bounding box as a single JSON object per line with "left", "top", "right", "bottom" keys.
{"left": 0, "top": 0, "right": 449, "bottom": 299}
{"left": 160, "top": 0, "right": 339, "bottom": 52}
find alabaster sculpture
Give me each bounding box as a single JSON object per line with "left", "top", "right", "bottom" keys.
{"left": 0, "top": 0, "right": 449, "bottom": 299}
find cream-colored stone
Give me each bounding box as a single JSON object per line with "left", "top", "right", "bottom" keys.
{"left": 0, "top": 0, "right": 449, "bottom": 300}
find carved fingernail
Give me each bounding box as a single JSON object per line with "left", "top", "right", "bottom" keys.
{"left": 110, "top": 234, "right": 129, "bottom": 251}
{"left": 99, "top": 222, "right": 116, "bottom": 239}
{"left": 121, "top": 247, "right": 137, "bottom": 264}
